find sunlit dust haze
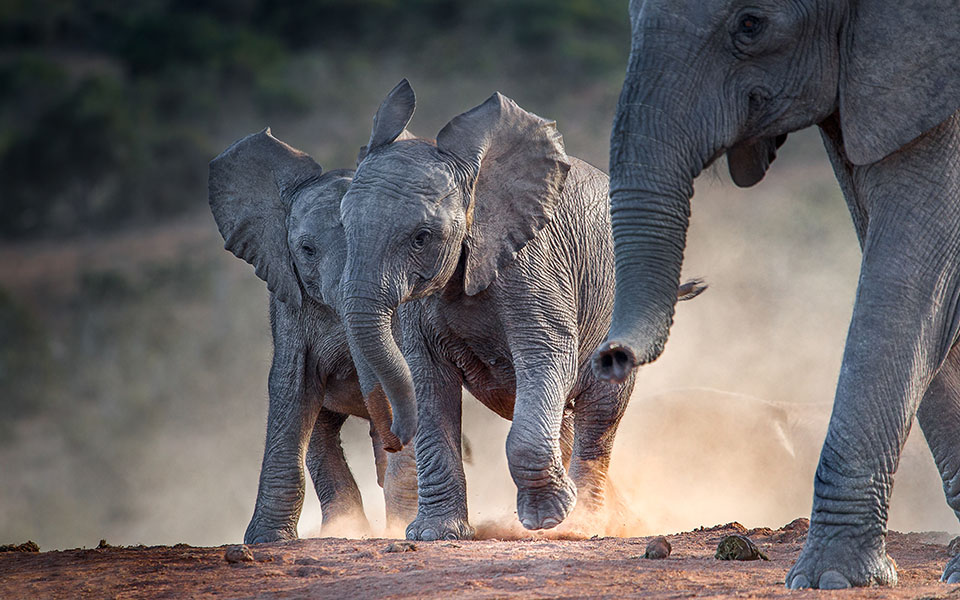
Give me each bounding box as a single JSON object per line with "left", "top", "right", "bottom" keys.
{"left": 2, "top": 79, "right": 957, "bottom": 549}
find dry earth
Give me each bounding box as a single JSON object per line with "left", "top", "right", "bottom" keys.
{"left": 2, "top": 521, "right": 959, "bottom": 599}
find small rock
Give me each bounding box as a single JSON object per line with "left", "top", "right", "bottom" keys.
{"left": 644, "top": 536, "right": 671, "bottom": 559}
{"left": 97, "top": 539, "right": 112, "bottom": 549}
{"left": 293, "top": 565, "right": 332, "bottom": 577}
{"left": 224, "top": 544, "right": 255, "bottom": 563}
{"left": 294, "top": 556, "right": 323, "bottom": 565}
{"left": 383, "top": 541, "right": 417, "bottom": 553}
{"left": 0, "top": 541, "right": 39, "bottom": 553}
{"left": 715, "top": 535, "right": 769, "bottom": 561}
{"left": 949, "top": 536, "right": 960, "bottom": 556}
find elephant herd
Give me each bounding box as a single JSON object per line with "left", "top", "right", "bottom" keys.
{"left": 208, "top": 0, "right": 960, "bottom": 590}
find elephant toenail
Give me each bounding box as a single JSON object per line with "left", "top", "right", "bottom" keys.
{"left": 541, "top": 518, "right": 560, "bottom": 529}
{"left": 946, "top": 572, "right": 960, "bottom": 584}
{"left": 788, "top": 574, "right": 810, "bottom": 589}
{"left": 444, "top": 532, "right": 458, "bottom": 540}
{"left": 420, "top": 528, "right": 438, "bottom": 541}
{"left": 818, "top": 570, "right": 851, "bottom": 589}
{"left": 521, "top": 519, "right": 537, "bottom": 530}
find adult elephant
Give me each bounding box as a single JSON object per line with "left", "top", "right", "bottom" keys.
{"left": 591, "top": 0, "right": 960, "bottom": 589}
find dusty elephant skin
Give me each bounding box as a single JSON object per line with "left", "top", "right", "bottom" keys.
{"left": 592, "top": 0, "right": 960, "bottom": 589}
{"left": 339, "top": 80, "right": 705, "bottom": 541}
{"left": 208, "top": 130, "right": 418, "bottom": 543}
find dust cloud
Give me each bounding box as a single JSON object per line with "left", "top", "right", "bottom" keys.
{"left": 2, "top": 124, "right": 956, "bottom": 551}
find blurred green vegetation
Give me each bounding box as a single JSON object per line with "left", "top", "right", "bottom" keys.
{"left": 0, "top": 0, "right": 630, "bottom": 239}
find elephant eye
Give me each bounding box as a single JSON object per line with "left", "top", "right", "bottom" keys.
{"left": 411, "top": 228, "right": 431, "bottom": 251}
{"left": 301, "top": 243, "right": 317, "bottom": 257}
{"left": 738, "top": 14, "right": 764, "bottom": 36}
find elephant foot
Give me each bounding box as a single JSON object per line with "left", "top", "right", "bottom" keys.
{"left": 406, "top": 514, "right": 475, "bottom": 541}
{"left": 785, "top": 526, "right": 897, "bottom": 589}
{"left": 244, "top": 524, "right": 297, "bottom": 545}
{"left": 516, "top": 474, "right": 577, "bottom": 530}
{"left": 943, "top": 553, "right": 960, "bottom": 584}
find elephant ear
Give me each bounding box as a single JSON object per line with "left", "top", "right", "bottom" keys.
{"left": 727, "top": 134, "right": 787, "bottom": 187}
{"left": 365, "top": 79, "right": 416, "bottom": 156}
{"left": 356, "top": 129, "right": 417, "bottom": 166}
{"left": 208, "top": 128, "right": 322, "bottom": 309}
{"left": 840, "top": 0, "right": 960, "bottom": 165}
{"left": 436, "top": 93, "right": 571, "bottom": 296}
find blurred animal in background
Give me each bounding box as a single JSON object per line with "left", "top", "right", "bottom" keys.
{"left": 208, "top": 130, "right": 418, "bottom": 542}
{"left": 592, "top": 0, "right": 960, "bottom": 589}
{"left": 339, "top": 80, "right": 706, "bottom": 541}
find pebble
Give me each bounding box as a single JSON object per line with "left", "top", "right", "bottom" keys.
{"left": 644, "top": 536, "right": 671, "bottom": 559}
{"left": 383, "top": 541, "right": 417, "bottom": 553}
{"left": 224, "top": 544, "right": 255, "bottom": 563}
{"left": 715, "top": 535, "right": 769, "bottom": 561}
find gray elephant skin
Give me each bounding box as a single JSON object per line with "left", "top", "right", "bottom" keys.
{"left": 591, "top": 0, "right": 960, "bottom": 589}
{"left": 208, "top": 129, "right": 417, "bottom": 543}
{"left": 340, "top": 80, "right": 704, "bottom": 541}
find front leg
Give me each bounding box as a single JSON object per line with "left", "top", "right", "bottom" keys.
{"left": 788, "top": 117, "right": 960, "bottom": 589}
{"left": 508, "top": 340, "right": 579, "bottom": 531}
{"left": 917, "top": 344, "right": 960, "bottom": 584}
{"left": 404, "top": 336, "right": 472, "bottom": 541}
{"left": 244, "top": 324, "right": 320, "bottom": 544}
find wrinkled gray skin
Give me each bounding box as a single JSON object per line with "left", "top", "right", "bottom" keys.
{"left": 592, "top": 0, "right": 960, "bottom": 588}
{"left": 208, "top": 130, "right": 418, "bottom": 543}
{"left": 340, "top": 80, "right": 704, "bottom": 541}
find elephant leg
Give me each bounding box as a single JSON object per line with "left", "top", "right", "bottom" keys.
{"left": 244, "top": 355, "right": 320, "bottom": 544}
{"left": 507, "top": 343, "right": 579, "bottom": 531}
{"left": 404, "top": 345, "right": 472, "bottom": 541}
{"left": 917, "top": 344, "right": 960, "bottom": 584}
{"left": 787, "top": 120, "right": 960, "bottom": 589}
{"left": 567, "top": 375, "right": 634, "bottom": 516}
{"left": 383, "top": 443, "right": 418, "bottom": 534}
{"left": 304, "top": 408, "right": 369, "bottom": 537}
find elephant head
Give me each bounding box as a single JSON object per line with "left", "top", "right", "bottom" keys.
{"left": 208, "top": 129, "right": 398, "bottom": 444}
{"left": 339, "top": 79, "right": 570, "bottom": 448}
{"left": 593, "top": 0, "right": 960, "bottom": 382}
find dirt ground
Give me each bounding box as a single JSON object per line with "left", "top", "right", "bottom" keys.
{"left": 2, "top": 521, "right": 958, "bottom": 599}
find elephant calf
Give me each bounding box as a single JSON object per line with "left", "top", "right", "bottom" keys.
{"left": 208, "top": 130, "right": 417, "bottom": 543}
{"left": 339, "top": 80, "right": 705, "bottom": 540}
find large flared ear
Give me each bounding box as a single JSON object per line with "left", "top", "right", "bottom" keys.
{"left": 365, "top": 79, "right": 416, "bottom": 156}
{"left": 727, "top": 134, "right": 787, "bottom": 187}
{"left": 840, "top": 0, "right": 960, "bottom": 165}
{"left": 356, "top": 129, "right": 417, "bottom": 166}
{"left": 208, "top": 128, "right": 322, "bottom": 308}
{"left": 436, "top": 93, "right": 571, "bottom": 295}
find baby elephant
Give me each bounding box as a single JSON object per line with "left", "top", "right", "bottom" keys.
{"left": 208, "top": 129, "right": 417, "bottom": 542}
{"left": 339, "top": 80, "right": 705, "bottom": 540}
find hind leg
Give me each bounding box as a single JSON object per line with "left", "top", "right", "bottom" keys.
{"left": 305, "top": 409, "right": 369, "bottom": 536}
{"left": 566, "top": 371, "right": 635, "bottom": 520}
{"left": 917, "top": 344, "right": 960, "bottom": 583}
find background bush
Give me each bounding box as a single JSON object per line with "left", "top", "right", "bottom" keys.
{"left": 0, "top": 0, "right": 629, "bottom": 239}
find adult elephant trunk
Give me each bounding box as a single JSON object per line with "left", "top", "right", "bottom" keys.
{"left": 341, "top": 278, "right": 416, "bottom": 452}
{"left": 592, "top": 44, "right": 711, "bottom": 383}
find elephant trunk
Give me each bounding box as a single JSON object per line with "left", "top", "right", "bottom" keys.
{"left": 342, "top": 278, "right": 416, "bottom": 452}
{"left": 592, "top": 46, "right": 710, "bottom": 383}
